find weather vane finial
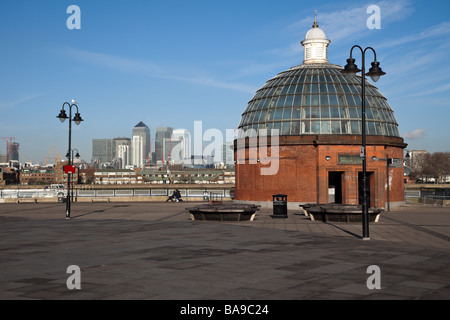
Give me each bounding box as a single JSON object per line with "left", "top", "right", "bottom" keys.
{"left": 313, "top": 10, "right": 319, "bottom": 28}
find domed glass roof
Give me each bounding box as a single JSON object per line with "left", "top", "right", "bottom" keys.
{"left": 237, "top": 63, "right": 400, "bottom": 138}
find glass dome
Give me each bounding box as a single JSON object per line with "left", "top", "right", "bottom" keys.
{"left": 237, "top": 63, "right": 400, "bottom": 138}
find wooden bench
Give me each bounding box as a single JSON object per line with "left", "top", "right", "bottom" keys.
{"left": 186, "top": 203, "right": 261, "bottom": 222}
{"left": 16, "top": 198, "right": 38, "bottom": 204}
{"left": 91, "top": 197, "right": 111, "bottom": 203}
{"left": 301, "top": 204, "right": 383, "bottom": 223}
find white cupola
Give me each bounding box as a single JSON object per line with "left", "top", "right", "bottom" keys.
{"left": 300, "top": 12, "right": 331, "bottom": 64}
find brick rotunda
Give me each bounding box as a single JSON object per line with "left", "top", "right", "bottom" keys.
{"left": 233, "top": 16, "right": 407, "bottom": 209}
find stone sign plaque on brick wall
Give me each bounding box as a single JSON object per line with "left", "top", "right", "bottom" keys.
{"left": 338, "top": 155, "right": 363, "bottom": 165}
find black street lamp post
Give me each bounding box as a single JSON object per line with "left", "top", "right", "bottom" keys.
{"left": 57, "top": 102, "right": 83, "bottom": 219}
{"left": 66, "top": 149, "right": 80, "bottom": 203}
{"left": 341, "top": 46, "right": 386, "bottom": 240}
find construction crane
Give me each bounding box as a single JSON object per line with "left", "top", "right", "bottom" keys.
{"left": 167, "top": 138, "right": 173, "bottom": 184}
{"left": 155, "top": 139, "right": 173, "bottom": 184}
{"left": 45, "top": 148, "right": 57, "bottom": 166}
{"left": 53, "top": 142, "right": 62, "bottom": 165}
{"left": 0, "top": 137, "right": 17, "bottom": 160}
{"left": 18, "top": 151, "right": 32, "bottom": 165}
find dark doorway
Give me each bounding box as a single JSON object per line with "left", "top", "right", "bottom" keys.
{"left": 328, "top": 172, "right": 343, "bottom": 204}
{"left": 358, "top": 172, "right": 374, "bottom": 207}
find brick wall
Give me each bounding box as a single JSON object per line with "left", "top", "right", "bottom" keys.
{"left": 234, "top": 136, "right": 406, "bottom": 208}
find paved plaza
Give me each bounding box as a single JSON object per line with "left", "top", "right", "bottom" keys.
{"left": 0, "top": 201, "right": 449, "bottom": 301}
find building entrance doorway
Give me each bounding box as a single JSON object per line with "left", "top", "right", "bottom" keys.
{"left": 328, "top": 172, "right": 344, "bottom": 204}
{"left": 358, "top": 172, "right": 374, "bottom": 208}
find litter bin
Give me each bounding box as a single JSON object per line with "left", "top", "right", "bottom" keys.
{"left": 272, "top": 194, "right": 288, "bottom": 218}
{"left": 57, "top": 193, "right": 66, "bottom": 203}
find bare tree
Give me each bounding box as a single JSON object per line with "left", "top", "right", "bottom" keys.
{"left": 412, "top": 152, "right": 450, "bottom": 183}
{"left": 431, "top": 152, "right": 450, "bottom": 183}
{"left": 411, "top": 152, "right": 431, "bottom": 183}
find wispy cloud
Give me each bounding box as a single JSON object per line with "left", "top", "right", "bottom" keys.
{"left": 164, "top": 74, "right": 257, "bottom": 93}
{"left": 409, "top": 83, "right": 450, "bottom": 97}
{"left": 382, "top": 45, "right": 446, "bottom": 81}
{"left": 266, "top": 42, "right": 302, "bottom": 61}
{"left": 379, "top": 30, "right": 450, "bottom": 97}
{"left": 63, "top": 48, "right": 256, "bottom": 94}
{"left": 0, "top": 93, "right": 46, "bottom": 111}
{"left": 269, "top": 0, "right": 414, "bottom": 63}
{"left": 377, "top": 21, "right": 450, "bottom": 50}
{"left": 289, "top": 0, "right": 414, "bottom": 44}
{"left": 65, "top": 48, "right": 162, "bottom": 76}
{"left": 402, "top": 129, "right": 426, "bottom": 139}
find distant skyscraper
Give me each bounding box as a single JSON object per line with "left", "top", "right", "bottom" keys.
{"left": 164, "top": 138, "right": 181, "bottom": 164}
{"left": 171, "top": 129, "right": 191, "bottom": 163}
{"left": 131, "top": 121, "right": 151, "bottom": 167}
{"left": 117, "top": 144, "right": 130, "bottom": 169}
{"left": 113, "top": 137, "right": 131, "bottom": 159}
{"left": 113, "top": 137, "right": 131, "bottom": 169}
{"left": 92, "top": 139, "right": 113, "bottom": 163}
{"left": 155, "top": 127, "right": 173, "bottom": 164}
{"left": 222, "top": 141, "right": 234, "bottom": 165}
{"left": 7, "top": 142, "right": 19, "bottom": 162}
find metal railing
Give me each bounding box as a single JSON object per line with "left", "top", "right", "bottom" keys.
{"left": 405, "top": 187, "right": 450, "bottom": 205}
{"left": 0, "top": 187, "right": 233, "bottom": 200}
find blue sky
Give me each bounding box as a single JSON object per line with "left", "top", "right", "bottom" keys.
{"left": 0, "top": 0, "right": 449, "bottom": 163}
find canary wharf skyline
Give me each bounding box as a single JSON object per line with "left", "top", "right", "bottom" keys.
{"left": 1, "top": 0, "right": 449, "bottom": 163}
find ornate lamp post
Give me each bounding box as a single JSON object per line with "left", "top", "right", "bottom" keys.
{"left": 341, "top": 46, "right": 386, "bottom": 240}
{"left": 57, "top": 101, "right": 83, "bottom": 219}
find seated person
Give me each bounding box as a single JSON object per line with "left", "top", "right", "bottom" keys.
{"left": 166, "top": 189, "right": 182, "bottom": 202}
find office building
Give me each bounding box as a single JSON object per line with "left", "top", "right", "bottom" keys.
{"left": 8, "top": 142, "right": 19, "bottom": 162}
{"left": 155, "top": 127, "right": 173, "bottom": 164}
{"left": 171, "top": 129, "right": 191, "bottom": 164}
{"left": 92, "top": 139, "right": 113, "bottom": 163}
{"left": 131, "top": 121, "right": 151, "bottom": 167}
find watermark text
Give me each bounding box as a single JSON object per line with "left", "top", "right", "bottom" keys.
{"left": 367, "top": 5, "right": 381, "bottom": 29}
{"left": 67, "top": 5, "right": 81, "bottom": 30}
{"left": 66, "top": 265, "right": 81, "bottom": 290}
{"left": 366, "top": 265, "right": 381, "bottom": 290}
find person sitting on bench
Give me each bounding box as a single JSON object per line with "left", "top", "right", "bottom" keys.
{"left": 166, "top": 189, "right": 182, "bottom": 202}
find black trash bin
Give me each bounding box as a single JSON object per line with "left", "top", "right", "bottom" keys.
{"left": 272, "top": 194, "right": 288, "bottom": 218}
{"left": 57, "top": 193, "right": 65, "bottom": 203}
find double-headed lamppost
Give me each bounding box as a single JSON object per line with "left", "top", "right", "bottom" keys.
{"left": 57, "top": 101, "right": 83, "bottom": 219}
{"left": 341, "top": 46, "right": 386, "bottom": 240}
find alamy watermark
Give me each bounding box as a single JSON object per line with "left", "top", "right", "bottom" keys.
{"left": 164, "top": 121, "right": 280, "bottom": 176}
{"left": 64, "top": 264, "right": 381, "bottom": 293}
{"left": 66, "top": 265, "right": 81, "bottom": 290}
{"left": 235, "top": 128, "right": 279, "bottom": 176}
{"left": 367, "top": 5, "right": 381, "bottom": 30}
{"left": 67, "top": 5, "right": 81, "bottom": 30}
{"left": 366, "top": 265, "right": 381, "bottom": 290}
{"left": 65, "top": 5, "right": 381, "bottom": 32}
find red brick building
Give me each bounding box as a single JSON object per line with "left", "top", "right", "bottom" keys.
{"left": 234, "top": 18, "right": 407, "bottom": 209}
{"left": 19, "top": 168, "right": 54, "bottom": 185}
{"left": 0, "top": 167, "right": 18, "bottom": 185}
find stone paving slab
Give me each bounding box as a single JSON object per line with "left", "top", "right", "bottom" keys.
{"left": 0, "top": 202, "right": 449, "bottom": 301}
